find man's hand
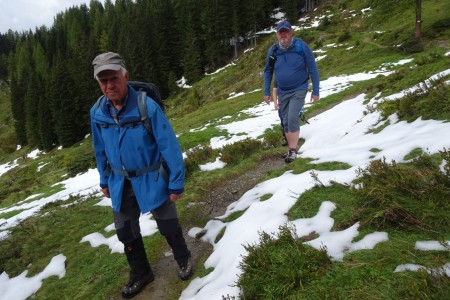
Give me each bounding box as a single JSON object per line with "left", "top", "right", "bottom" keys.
{"left": 264, "top": 95, "right": 271, "bottom": 105}
{"left": 311, "top": 95, "right": 320, "bottom": 103}
{"left": 170, "top": 193, "right": 183, "bottom": 202}
{"left": 101, "top": 187, "right": 110, "bottom": 198}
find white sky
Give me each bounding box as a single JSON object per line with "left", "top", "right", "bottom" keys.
{"left": 1, "top": 10, "right": 450, "bottom": 300}
{"left": 0, "top": 0, "right": 104, "bottom": 34}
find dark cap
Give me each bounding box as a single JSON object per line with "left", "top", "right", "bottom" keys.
{"left": 276, "top": 20, "right": 292, "bottom": 32}
{"left": 92, "top": 52, "right": 126, "bottom": 78}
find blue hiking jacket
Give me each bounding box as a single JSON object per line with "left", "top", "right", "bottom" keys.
{"left": 263, "top": 38, "right": 320, "bottom": 97}
{"left": 90, "top": 85, "right": 184, "bottom": 213}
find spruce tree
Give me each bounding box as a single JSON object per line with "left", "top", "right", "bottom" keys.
{"left": 50, "top": 54, "right": 80, "bottom": 147}
{"left": 183, "top": 13, "right": 204, "bottom": 83}
{"left": 24, "top": 73, "right": 40, "bottom": 147}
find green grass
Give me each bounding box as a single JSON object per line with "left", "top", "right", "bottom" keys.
{"left": 1, "top": 0, "right": 450, "bottom": 299}
{"left": 289, "top": 182, "right": 354, "bottom": 223}
{"left": 239, "top": 153, "right": 449, "bottom": 299}
{"left": 222, "top": 209, "right": 247, "bottom": 222}
{"left": 0, "top": 195, "right": 169, "bottom": 299}
{"left": 0, "top": 137, "right": 96, "bottom": 207}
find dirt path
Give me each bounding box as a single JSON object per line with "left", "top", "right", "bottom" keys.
{"left": 107, "top": 154, "right": 287, "bottom": 300}
{"left": 105, "top": 102, "right": 341, "bottom": 300}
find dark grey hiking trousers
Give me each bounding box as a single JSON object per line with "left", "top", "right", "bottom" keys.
{"left": 113, "top": 179, "right": 190, "bottom": 265}
{"left": 113, "top": 179, "right": 178, "bottom": 244}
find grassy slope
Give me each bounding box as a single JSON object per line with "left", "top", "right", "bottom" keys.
{"left": 0, "top": 0, "right": 449, "bottom": 299}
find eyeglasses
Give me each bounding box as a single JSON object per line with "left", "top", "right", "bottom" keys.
{"left": 277, "top": 28, "right": 291, "bottom": 34}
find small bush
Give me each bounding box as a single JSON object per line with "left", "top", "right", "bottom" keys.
{"left": 184, "top": 145, "right": 215, "bottom": 177}
{"left": 415, "top": 51, "right": 443, "bottom": 66}
{"left": 65, "top": 154, "right": 96, "bottom": 177}
{"left": 0, "top": 235, "right": 23, "bottom": 276}
{"left": 238, "top": 225, "right": 331, "bottom": 299}
{"left": 262, "top": 127, "right": 284, "bottom": 148}
{"left": 338, "top": 31, "right": 352, "bottom": 43}
{"left": 379, "top": 77, "right": 450, "bottom": 122}
{"left": 352, "top": 151, "right": 450, "bottom": 231}
{"left": 431, "top": 18, "right": 450, "bottom": 32}
{"left": 220, "top": 138, "right": 266, "bottom": 165}
{"left": 398, "top": 38, "right": 424, "bottom": 54}
{"left": 317, "top": 17, "right": 332, "bottom": 31}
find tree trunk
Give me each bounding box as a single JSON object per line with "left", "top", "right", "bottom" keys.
{"left": 414, "top": 0, "right": 422, "bottom": 40}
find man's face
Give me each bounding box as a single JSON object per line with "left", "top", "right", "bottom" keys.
{"left": 276, "top": 28, "right": 294, "bottom": 48}
{"left": 96, "top": 69, "right": 129, "bottom": 103}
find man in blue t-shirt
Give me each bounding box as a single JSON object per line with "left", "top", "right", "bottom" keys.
{"left": 263, "top": 20, "right": 320, "bottom": 162}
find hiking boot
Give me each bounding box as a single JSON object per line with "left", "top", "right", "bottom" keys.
{"left": 284, "top": 149, "right": 297, "bottom": 163}
{"left": 121, "top": 271, "right": 154, "bottom": 298}
{"left": 122, "top": 237, "right": 154, "bottom": 298}
{"left": 178, "top": 257, "right": 193, "bottom": 281}
{"left": 282, "top": 148, "right": 298, "bottom": 159}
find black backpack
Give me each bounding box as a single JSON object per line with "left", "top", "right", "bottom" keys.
{"left": 94, "top": 81, "right": 164, "bottom": 138}
{"left": 129, "top": 81, "right": 164, "bottom": 112}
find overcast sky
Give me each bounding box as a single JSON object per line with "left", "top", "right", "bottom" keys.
{"left": 0, "top": 0, "right": 104, "bottom": 34}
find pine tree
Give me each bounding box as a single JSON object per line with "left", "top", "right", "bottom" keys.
{"left": 9, "top": 73, "right": 27, "bottom": 145}
{"left": 6, "top": 0, "right": 289, "bottom": 148}
{"left": 281, "top": 0, "right": 300, "bottom": 22}
{"left": 38, "top": 87, "right": 57, "bottom": 150}
{"left": 201, "top": 0, "right": 228, "bottom": 71}
{"left": 24, "top": 73, "right": 40, "bottom": 147}
{"left": 182, "top": 12, "right": 204, "bottom": 83}
{"left": 50, "top": 54, "right": 81, "bottom": 147}
{"left": 10, "top": 39, "right": 33, "bottom": 145}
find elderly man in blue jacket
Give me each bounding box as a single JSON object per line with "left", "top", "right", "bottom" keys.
{"left": 263, "top": 20, "right": 320, "bottom": 163}
{"left": 90, "top": 52, "right": 192, "bottom": 298}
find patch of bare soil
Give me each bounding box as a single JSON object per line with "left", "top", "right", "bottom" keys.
{"left": 107, "top": 154, "right": 287, "bottom": 300}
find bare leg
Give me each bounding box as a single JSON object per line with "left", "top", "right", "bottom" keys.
{"left": 285, "top": 130, "right": 300, "bottom": 150}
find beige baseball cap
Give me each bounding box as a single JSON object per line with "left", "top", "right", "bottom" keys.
{"left": 92, "top": 52, "right": 126, "bottom": 78}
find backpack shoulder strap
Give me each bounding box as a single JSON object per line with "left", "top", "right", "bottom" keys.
{"left": 96, "top": 91, "right": 154, "bottom": 136}
{"left": 94, "top": 95, "right": 105, "bottom": 110}
{"left": 269, "top": 43, "right": 279, "bottom": 71}
{"left": 137, "top": 91, "right": 154, "bottom": 139}
{"left": 294, "top": 38, "right": 305, "bottom": 58}
{"left": 270, "top": 43, "right": 278, "bottom": 54}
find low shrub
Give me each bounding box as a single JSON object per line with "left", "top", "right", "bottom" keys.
{"left": 352, "top": 151, "right": 450, "bottom": 232}
{"left": 237, "top": 225, "right": 331, "bottom": 299}
{"left": 379, "top": 76, "right": 450, "bottom": 122}
{"left": 398, "top": 37, "right": 424, "bottom": 54}
{"left": 431, "top": 18, "right": 450, "bottom": 32}
{"left": 220, "top": 138, "right": 266, "bottom": 165}
{"left": 262, "top": 126, "right": 284, "bottom": 148}
{"left": 65, "top": 153, "right": 96, "bottom": 177}
{"left": 184, "top": 145, "right": 215, "bottom": 177}
{"left": 338, "top": 31, "right": 352, "bottom": 43}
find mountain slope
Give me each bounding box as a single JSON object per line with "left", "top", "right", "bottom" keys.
{"left": 0, "top": 1, "right": 449, "bottom": 299}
